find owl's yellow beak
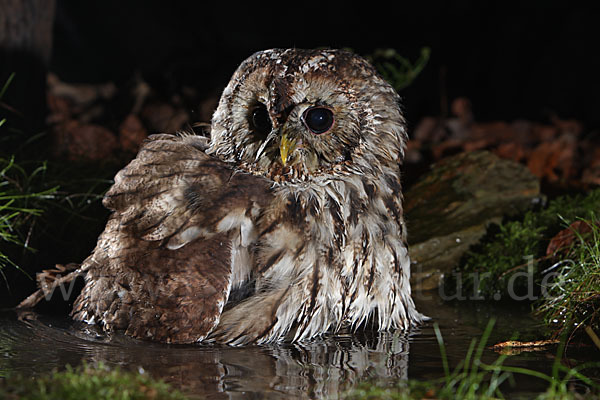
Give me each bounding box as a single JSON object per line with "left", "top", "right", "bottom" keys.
{"left": 279, "top": 133, "right": 296, "bottom": 166}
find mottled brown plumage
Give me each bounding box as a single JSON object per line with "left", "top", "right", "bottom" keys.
{"left": 30, "top": 49, "right": 425, "bottom": 344}
{"left": 71, "top": 134, "right": 273, "bottom": 343}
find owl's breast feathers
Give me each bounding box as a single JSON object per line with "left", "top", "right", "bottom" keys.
{"left": 70, "top": 134, "right": 422, "bottom": 344}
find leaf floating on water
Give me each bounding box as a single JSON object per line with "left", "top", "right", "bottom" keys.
{"left": 490, "top": 339, "right": 559, "bottom": 355}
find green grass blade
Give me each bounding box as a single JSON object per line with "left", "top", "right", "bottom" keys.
{"left": 0, "top": 72, "right": 15, "bottom": 100}
{"left": 433, "top": 323, "right": 451, "bottom": 384}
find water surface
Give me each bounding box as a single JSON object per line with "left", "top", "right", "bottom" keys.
{"left": 0, "top": 297, "right": 557, "bottom": 399}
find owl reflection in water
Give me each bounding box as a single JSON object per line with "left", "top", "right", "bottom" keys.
{"left": 68, "top": 49, "right": 425, "bottom": 344}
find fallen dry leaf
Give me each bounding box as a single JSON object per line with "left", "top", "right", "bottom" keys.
{"left": 527, "top": 134, "right": 577, "bottom": 183}
{"left": 53, "top": 120, "right": 118, "bottom": 161}
{"left": 141, "top": 102, "right": 189, "bottom": 133}
{"left": 119, "top": 114, "right": 148, "bottom": 153}
{"left": 46, "top": 92, "right": 71, "bottom": 124}
{"left": 493, "top": 141, "right": 529, "bottom": 162}
{"left": 546, "top": 220, "right": 597, "bottom": 257}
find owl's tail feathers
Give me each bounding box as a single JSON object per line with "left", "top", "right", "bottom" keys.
{"left": 16, "top": 263, "right": 84, "bottom": 309}
{"left": 208, "top": 288, "right": 289, "bottom": 345}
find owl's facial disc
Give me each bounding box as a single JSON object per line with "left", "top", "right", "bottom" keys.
{"left": 276, "top": 105, "right": 335, "bottom": 169}
{"left": 244, "top": 99, "right": 346, "bottom": 182}
{"left": 273, "top": 104, "right": 335, "bottom": 171}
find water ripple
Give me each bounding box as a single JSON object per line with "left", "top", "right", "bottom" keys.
{"left": 0, "top": 300, "right": 547, "bottom": 399}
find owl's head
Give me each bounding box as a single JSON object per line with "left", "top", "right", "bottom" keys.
{"left": 208, "top": 49, "right": 407, "bottom": 183}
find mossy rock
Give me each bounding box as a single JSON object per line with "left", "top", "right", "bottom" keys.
{"left": 405, "top": 151, "right": 541, "bottom": 291}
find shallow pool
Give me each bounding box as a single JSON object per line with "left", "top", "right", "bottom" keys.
{"left": 0, "top": 297, "right": 564, "bottom": 398}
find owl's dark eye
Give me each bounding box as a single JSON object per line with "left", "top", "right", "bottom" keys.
{"left": 303, "top": 107, "right": 334, "bottom": 134}
{"left": 250, "top": 104, "right": 272, "bottom": 138}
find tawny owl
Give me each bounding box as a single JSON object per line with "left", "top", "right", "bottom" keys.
{"left": 42, "top": 49, "right": 425, "bottom": 344}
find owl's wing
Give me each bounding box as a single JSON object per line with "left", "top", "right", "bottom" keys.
{"left": 72, "top": 134, "right": 272, "bottom": 343}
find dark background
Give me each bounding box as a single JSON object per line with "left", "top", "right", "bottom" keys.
{"left": 51, "top": 1, "right": 600, "bottom": 132}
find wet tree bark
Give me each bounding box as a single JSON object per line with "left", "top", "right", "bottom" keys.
{"left": 0, "top": 0, "right": 56, "bottom": 132}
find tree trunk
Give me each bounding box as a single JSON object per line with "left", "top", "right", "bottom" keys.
{"left": 0, "top": 0, "right": 56, "bottom": 132}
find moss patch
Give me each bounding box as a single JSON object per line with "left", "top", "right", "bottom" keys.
{"left": 0, "top": 363, "right": 187, "bottom": 400}
{"left": 443, "top": 188, "right": 600, "bottom": 340}
{"left": 536, "top": 218, "right": 600, "bottom": 340}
